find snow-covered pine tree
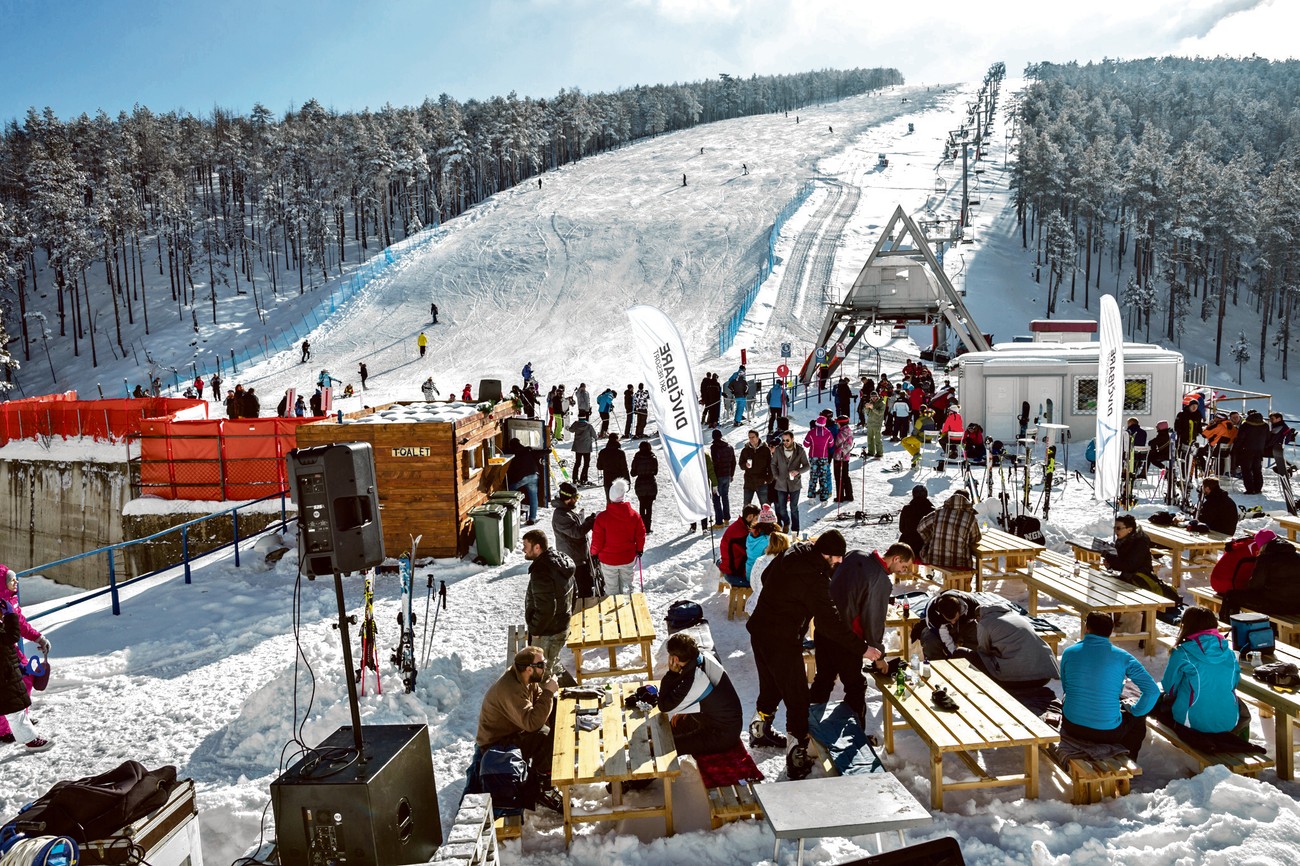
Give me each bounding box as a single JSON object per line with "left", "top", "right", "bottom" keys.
{"left": 1230, "top": 332, "right": 1250, "bottom": 384}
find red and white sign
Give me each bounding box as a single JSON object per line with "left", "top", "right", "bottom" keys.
{"left": 776, "top": 364, "right": 789, "bottom": 378}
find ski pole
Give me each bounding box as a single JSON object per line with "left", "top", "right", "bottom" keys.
{"left": 421, "top": 580, "right": 447, "bottom": 668}
{"left": 419, "top": 574, "right": 434, "bottom": 666}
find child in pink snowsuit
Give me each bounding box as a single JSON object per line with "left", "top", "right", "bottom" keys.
{"left": 1, "top": 564, "right": 52, "bottom": 746}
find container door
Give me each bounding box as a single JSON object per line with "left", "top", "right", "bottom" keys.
{"left": 1024, "top": 378, "right": 1062, "bottom": 428}
{"left": 985, "top": 378, "right": 1019, "bottom": 442}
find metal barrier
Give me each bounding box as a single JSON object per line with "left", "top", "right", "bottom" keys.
{"left": 18, "top": 490, "right": 293, "bottom": 621}
{"left": 718, "top": 181, "right": 815, "bottom": 355}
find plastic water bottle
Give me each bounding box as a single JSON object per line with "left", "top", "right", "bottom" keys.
{"left": 603, "top": 683, "right": 613, "bottom": 707}
{"left": 1072, "top": 562, "right": 1081, "bottom": 577}
{"left": 920, "top": 659, "right": 931, "bottom": 680}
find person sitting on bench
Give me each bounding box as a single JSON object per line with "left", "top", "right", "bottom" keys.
{"left": 470, "top": 646, "right": 563, "bottom": 812}
{"left": 719, "top": 505, "right": 761, "bottom": 586}
{"left": 1220, "top": 532, "right": 1300, "bottom": 621}
{"left": 1197, "top": 478, "right": 1238, "bottom": 536}
{"left": 1103, "top": 514, "right": 1178, "bottom": 602}
{"left": 917, "top": 489, "right": 981, "bottom": 571}
{"left": 1059, "top": 612, "right": 1159, "bottom": 760}
{"left": 1155, "top": 606, "right": 1250, "bottom": 742}
{"left": 659, "top": 632, "right": 743, "bottom": 757}
{"left": 960, "top": 599, "right": 1059, "bottom": 689}
{"left": 919, "top": 589, "right": 981, "bottom": 661}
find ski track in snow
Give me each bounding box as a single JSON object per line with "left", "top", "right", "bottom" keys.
{"left": 7, "top": 81, "right": 1300, "bottom": 865}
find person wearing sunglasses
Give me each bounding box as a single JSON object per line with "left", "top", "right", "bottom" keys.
{"left": 472, "top": 646, "right": 562, "bottom": 812}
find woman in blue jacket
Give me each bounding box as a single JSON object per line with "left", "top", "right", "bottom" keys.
{"left": 1160, "top": 606, "right": 1248, "bottom": 738}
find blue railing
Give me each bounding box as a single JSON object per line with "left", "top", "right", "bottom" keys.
{"left": 144, "top": 223, "right": 444, "bottom": 394}
{"left": 19, "top": 491, "right": 294, "bottom": 621}
{"left": 718, "top": 181, "right": 815, "bottom": 356}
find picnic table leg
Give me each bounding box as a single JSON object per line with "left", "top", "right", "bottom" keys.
{"left": 563, "top": 786, "right": 573, "bottom": 847}
{"left": 930, "top": 751, "right": 944, "bottom": 810}
{"left": 883, "top": 696, "right": 896, "bottom": 753}
{"left": 572, "top": 647, "right": 584, "bottom": 684}
{"left": 1024, "top": 744, "right": 1039, "bottom": 799}
{"left": 1144, "top": 609, "right": 1157, "bottom": 657}
{"left": 663, "top": 776, "right": 674, "bottom": 836}
{"left": 609, "top": 646, "right": 618, "bottom": 671}
{"left": 797, "top": 839, "right": 806, "bottom": 866}
{"left": 773, "top": 838, "right": 781, "bottom": 863}
{"left": 1171, "top": 546, "right": 1184, "bottom": 589}
{"left": 1027, "top": 585, "right": 1038, "bottom": 617}
{"left": 643, "top": 640, "right": 654, "bottom": 678}
{"left": 1277, "top": 712, "right": 1295, "bottom": 782}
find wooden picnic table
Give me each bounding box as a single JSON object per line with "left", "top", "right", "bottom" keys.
{"left": 550, "top": 680, "right": 681, "bottom": 846}
{"left": 1158, "top": 635, "right": 1300, "bottom": 781}
{"left": 976, "top": 527, "right": 1046, "bottom": 592}
{"left": 1022, "top": 550, "right": 1171, "bottom": 656}
{"left": 1276, "top": 513, "right": 1300, "bottom": 542}
{"left": 872, "top": 658, "right": 1059, "bottom": 810}
{"left": 565, "top": 592, "right": 656, "bottom": 683}
{"left": 1137, "top": 520, "right": 1229, "bottom": 588}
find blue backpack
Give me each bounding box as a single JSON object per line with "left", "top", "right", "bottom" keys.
{"left": 478, "top": 745, "right": 528, "bottom": 810}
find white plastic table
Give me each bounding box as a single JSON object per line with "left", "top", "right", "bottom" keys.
{"left": 753, "top": 773, "right": 932, "bottom": 865}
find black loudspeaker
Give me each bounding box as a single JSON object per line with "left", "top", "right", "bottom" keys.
{"left": 288, "top": 443, "right": 385, "bottom": 577}
{"left": 271, "top": 724, "right": 441, "bottom": 866}
{"left": 839, "top": 836, "right": 966, "bottom": 866}
{"left": 478, "top": 378, "right": 503, "bottom": 402}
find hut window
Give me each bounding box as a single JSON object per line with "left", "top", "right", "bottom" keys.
{"left": 1072, "top": 374, "right": 1152, "bottom": 415}
{"left": 462, "top": 441, "right": 485, "bottom": 479}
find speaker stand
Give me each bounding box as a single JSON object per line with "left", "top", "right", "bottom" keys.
{"left": 333, "top": 569, "right": 368, "bottom": 763}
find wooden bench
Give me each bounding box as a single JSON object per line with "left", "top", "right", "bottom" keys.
{"left": 492, "top": 813, "right": 522, "bottom": 843}
{"left": 717, "top": 574, "right": 753, "bottom": 620}
{"left": 1146, "top": 715, "right": 1274, "bottom": 777}
{"left": 1041, "top": 746, "right": 1141, "bottom": 805}
{"left": 1188, "top": 587, "right": 1300, "bottom": 645}
{"left": 706, "top": 782, "right": 764, "bottom": 828}
{"left": 917, "top": 564, "right": 974, "bottom": 593}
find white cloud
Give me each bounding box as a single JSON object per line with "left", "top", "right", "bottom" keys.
{"left": 632, "top": 0, "right": 744, "bottom": 23}
{"left": 1174, "top": 0, "right": 1300, "bottom": 60}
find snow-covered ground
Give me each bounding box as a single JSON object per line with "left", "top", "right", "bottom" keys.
{"left": 6, "top": 81, "right": 1300, "bottom": 865}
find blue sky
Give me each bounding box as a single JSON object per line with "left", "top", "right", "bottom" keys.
{"left": 1, "top": 0, "right": 1294, "bottom": 123}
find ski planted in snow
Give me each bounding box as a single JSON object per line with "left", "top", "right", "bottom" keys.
{"left": 359, "top": 570, "right": 382, "bottom": 695}
{"left": 392, "top": 535, "right": 422, "bottom": 693}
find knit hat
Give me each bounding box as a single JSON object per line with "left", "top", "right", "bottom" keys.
{"left": 1255, "top": 528, "right": 1278, "bottom": 549}
{"left": 559, "top": 482, "right": 579, "bottom": 498}
{"left": 815, "top": 417, "right": 827, "bottom": 427}
{"left": 812, "top": 530, "right": 847, "bottom": 557}
{"left": 836, "top": 416, "right": 850, "bottom": 424}
{"left": 758, "top": 504, "right": 778, "bottom": 524}
{"left": 911, "top": 485, "right": 928, "bottom": 499}
{"left": 609, "top": 478, "right": 629, "bottom": 502}
{"left": 1156, "top": 420, "right": 1169, "bottom": 431}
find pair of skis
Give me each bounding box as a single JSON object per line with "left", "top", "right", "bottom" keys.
{"left": 358, "top": 535, "right": 436, "bottom": 696}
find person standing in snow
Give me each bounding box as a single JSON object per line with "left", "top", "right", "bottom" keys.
{"left": 574, "top": 383, "right": 591, "bottom": 420}
{"left": 294, "top": 395, "right": 307, "bottom": 417}
{"left": 276, "top": 391, "right": 290, "bottom": 418}
{"left": 701, "top": 373, "right": 723, "bottom": 429}
{"left": 417, "top": 332, "right": 429, "bottom": 358}
{"left": 422, "top": 377, "right": 440, "bottom": 402}
{"left": 359, "top": 363, "right": 368, "bottom": 390}
{"left": 431, "top": 302, "right": 439, "bottom": 324}
{"left": 726, "top": 366, "right": 749, "bottom": 427}
{"left": 596, "top": 387, "right": 616, "bottom": 437}
{"left": 622, "top": 385, "right": 635, "bottom": 439}
{"left": 710, "top": 429, "right": 736, "bottom": 526}
{"left": 833, "top": 416, "right": 855, "bottom": 502}
{"left": 865, "top": 393, "right": 888, "bottom": 459}
{"left": 1, "top": 565, "right": 52, "bottom": 749}
{"left": 633, "top": 385, "right": 649, "bottom": 438}
{"left": 834, "top": 377, "right": 852, "bottom": 419}
{"left": 630, "top": 441, "right": 659, "bottom": 533}
{"left": 194, "top": 377, "right": 205, "bottom": 399}
{"left": 300, "top": 340, "right": 310, "bottom": 363}
{"left": 772, "top": 430, "right": 810, "bottom": 533}
{"left": 522, "top": 530, "right": 575, "bottom": 678}
{"left": 766, "top": 378, "right": 786, "bottom": 434}
{"left": 803, "top": 417, "right": 835, "bottom": 502}
{"left": 569, "top": 414, "right": 597, "bottom": 485}
{"left": 210, "top": 374, "right": 222, "bottom": 401}
{"left": 597, "top": 434, "right": 630, "bottom": 501}
{"left": 590, "top": 479, "right": 645, "bottom": 594}
{"left": 739, "top": 429, "right": 773, "bottom": 506}
{"left": 552, "top": 482, "right": 600, "bottom": 599}
{"left": 504, "top": 436, "right": 547, "bottom": 526}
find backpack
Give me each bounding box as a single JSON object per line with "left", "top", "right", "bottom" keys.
{"left": 730, "top": 375, "right": 747, "bottom": 397}
{"left": 1009, "top": 514, "right": 1044, "bottom": 545}
{"left": 1210, "top": 538, "right": 1258, "bottom": 593}
{"left": 665, "top": 600, "right": 705, "bottom": 631}
{"left": 478, "top": 745, "right": 529, "bottom": 810}
{"left": 2, "top": 761, "right": 177, "bottom": 844}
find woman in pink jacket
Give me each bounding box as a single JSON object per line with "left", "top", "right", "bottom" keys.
{"left": 803, "top": 417, "right": 836, "bottom": 502}
{"left": 1, "top": 564, "right": 52, "bottom": 745}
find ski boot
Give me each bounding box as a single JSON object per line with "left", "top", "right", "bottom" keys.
{"left": 786, "top": 737, "right": 815, "bottom": 781}
{"left": 749, "top": 711, "right": 787, "bottom": 748}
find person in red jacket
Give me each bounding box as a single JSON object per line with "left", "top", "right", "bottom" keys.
{"left": 939, "top": 403, "right": 965, "bottom": 458}
{"left": 1210, "top": 528, "right": 1269, "bottom": 594}
{"left": 719, "top": 504, "right": 761, "bottom": 585}
{"left": 590, "top": 479, "right": 646, "bottom": 595}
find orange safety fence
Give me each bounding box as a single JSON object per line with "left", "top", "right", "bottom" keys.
{"left": 138, "top": 416, "right": 322, "bottom": 500}
{"left": 0, "top": 394, "right": 209, "bottom": 446}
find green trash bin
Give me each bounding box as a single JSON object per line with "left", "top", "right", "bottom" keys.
{"left": 469, "top": 503, "right": 507, "bottom": 566}
{"left": 488, "top": 491, "right": 525, "bottom": 551}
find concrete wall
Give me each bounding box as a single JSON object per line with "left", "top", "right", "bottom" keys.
{"left": 1, "top": 457, "right": 132, "bottom": 589}
{"left": 121, "top": 507, "right": 293, "bottom": 578}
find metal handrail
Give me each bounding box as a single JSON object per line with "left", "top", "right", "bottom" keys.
{"left": 19, "top": 490, "right": 294, "bottom": 620}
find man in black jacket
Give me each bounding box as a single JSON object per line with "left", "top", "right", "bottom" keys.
{"left": 710, "top": 429, "right": 737, "bottom": 526}
{"left": 659, "top": 632, "right": 743, "bottom": 756}
{"left": 898, "top": 485, "right": 934, "bottom": 559}
{"left": 596, "top": 434, "right": 630, "bottom": 501}
{"left": 523, "top": 530, "right": 575, "bottom": 678}
{"left": 746, "top": 530, "right": 861, "bottom": 779}
{"left": 504, "top": 437, "right": 547, "bottom": 525}
{"left": 1236, "top": 410, "right": 1270, "bottom": 494}
{"left": 809, "top": 545, "right": 915, "bottom": 727}
{"left": 739, "top": 429, "right": 773, "bottom": 505}
{"left": 552, "top": 482, "right": 599, "bottom": 599}
{"left": 1198, "top": 478, "right": 1238, "bottom": 536}
{"left": 622, "top": 385, "right": 635, "bottom": 438}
